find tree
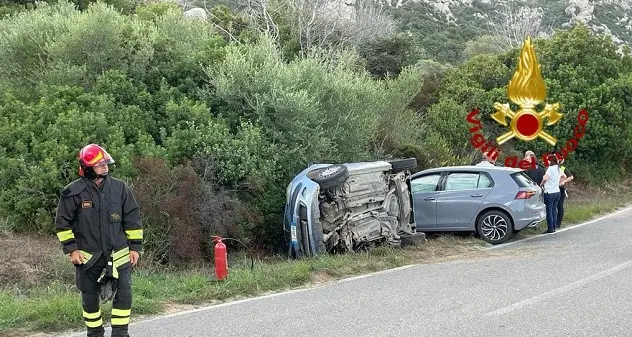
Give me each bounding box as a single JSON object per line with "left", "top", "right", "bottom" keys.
{"left": 357, "top": 33, "right": 420, "bottom": 79}
{"left": 488, "top": 2, "right": 553, "bottom": 52}
{"left": 240, "top": 0, "right": 397, "bottom": 54}
{"left": 462, "top": 35, "right": 505, "bottom": 59}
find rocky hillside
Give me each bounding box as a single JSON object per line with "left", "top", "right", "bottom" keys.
{"left": 384, "top": 0, "right": 632, "bottom": 63}
{"left": 563, "top": 0, "right": 632, "bottom": 44}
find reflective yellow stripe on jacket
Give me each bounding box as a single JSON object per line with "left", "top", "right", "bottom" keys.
{"left": 113, "top": 247, "right": 131, "bottom": 269}
{"left": 56, "top": 229, "right": 75, "bottom": 243}
{"left": 125, "top": 229, "right": 143, "bottom": 240}
{"left": 112, "top": 247, "right": 131, "bottom": 279}
{"left": 79, "top": 250, "right": 93, "bottom": 262}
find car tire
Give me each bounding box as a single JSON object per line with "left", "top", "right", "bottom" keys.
{"left": 306, "top": 164, "right": 349, "bottom": 190}
{"left": 476, "top": 210, "right": 513, "bottom": 245}
{"left": 388, "top": 158, "right": 418, "bottom": 172}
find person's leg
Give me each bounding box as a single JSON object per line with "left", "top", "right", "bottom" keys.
{"left": 550, "top": 192, "right": 560, "bottom": 232}
{"left": 557, "top": 189, "right": 566, "bottom": 228}
{"left": 544, "top": 193, "right": 556, "bottom": 233}
{"left": 81, "top": 291, "right": 104, "bottom": 337}
{"left": 76, "top": 256, "right": 107, "bottom": 337}
{"left": 111, "top": 266, "right": 132, "bottom": 337}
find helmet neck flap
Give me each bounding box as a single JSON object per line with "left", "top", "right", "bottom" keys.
{"left": 80, "top": 165, "right": 109, "bottom": 180}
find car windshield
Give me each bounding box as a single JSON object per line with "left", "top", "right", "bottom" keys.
{"left": 511, "top": 171, "right": 535, "bottom": 187}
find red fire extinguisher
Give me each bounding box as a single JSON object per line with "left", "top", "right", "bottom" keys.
{"left": 212, "top": 236, "right": 228, "bottom": 280}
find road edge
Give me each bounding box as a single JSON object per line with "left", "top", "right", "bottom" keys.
{"left": 483, "top": 203, "right": 632, "bottom": 251}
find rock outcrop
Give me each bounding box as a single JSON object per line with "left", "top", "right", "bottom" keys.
{"left": 382, "top": 0, "right": 632, "bottom": 47}
{"left": 183, "top": 7, "right": 207, "bottom": 20}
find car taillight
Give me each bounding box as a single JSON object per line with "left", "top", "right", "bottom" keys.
{"left": 515, "top": 191, "right": 536, "bottom": 199}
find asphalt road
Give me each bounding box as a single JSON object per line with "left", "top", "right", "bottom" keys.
{"left": 63, "top": 206, "right": 632, "bottom": 337}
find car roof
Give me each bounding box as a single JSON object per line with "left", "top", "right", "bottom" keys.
{"left": 411, "top": 165, "right": 523, "bottom": 178}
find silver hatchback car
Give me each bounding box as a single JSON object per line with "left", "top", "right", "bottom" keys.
{"left": 409, "top": 165, "right": 546, "bottom": 244}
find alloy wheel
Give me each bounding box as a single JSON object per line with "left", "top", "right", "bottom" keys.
{"left": 481, "top": 214, "right": 508, "bottom": 241}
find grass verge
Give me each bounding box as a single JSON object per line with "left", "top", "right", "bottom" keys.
{"left": 2, "top": 180, "right": 632, "bottom": 336}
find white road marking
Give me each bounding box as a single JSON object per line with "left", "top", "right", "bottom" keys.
{"left": 484, "top": 204, "right": 632, "bottom": 251}
{"left": 484, "top": 259, "right": 632, "bottom": 317}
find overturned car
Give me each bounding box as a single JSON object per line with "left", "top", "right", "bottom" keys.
{"left": 283, "top": 158, "right": 418, "bottom": 258}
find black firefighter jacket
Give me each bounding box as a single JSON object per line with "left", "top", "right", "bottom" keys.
{"left": 55, "top": 175, "right": 143, "bottom": 271}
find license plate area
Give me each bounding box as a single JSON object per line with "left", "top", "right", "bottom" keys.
{"left": 290, "top": 223, "right": 297, "bottom": 244}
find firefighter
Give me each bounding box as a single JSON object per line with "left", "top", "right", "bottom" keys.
{"left": 55, "top": 144, "right": 143, "bottom": 337}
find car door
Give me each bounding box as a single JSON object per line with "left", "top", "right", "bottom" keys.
{"left": 409, "top": 173, "right": 442, "bottom": 229}
{"left": 435, "top": 171, "right": 493, "bottom": 229}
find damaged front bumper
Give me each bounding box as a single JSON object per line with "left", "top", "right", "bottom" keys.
{"left": 284, "top": 164, "right": 329, "bottom": 258}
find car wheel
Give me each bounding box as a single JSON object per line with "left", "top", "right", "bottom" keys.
{"left": 388, "top": 158, "right": 418, "bottom": 172}
{"left": 476, "top": 210, "right": 513, "bottom": 245}
{"left": 306, "top": 164, "right": 349, "bottom": 190}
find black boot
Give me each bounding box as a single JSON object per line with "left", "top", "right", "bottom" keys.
{"left": 87, "top": 326, "right": 105, "bottom": 337}
{"left": 111, "top": 326, "right": 129, "bottom": 337}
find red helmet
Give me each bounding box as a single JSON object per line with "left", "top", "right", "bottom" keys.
{"left": 78, "top": 144, "right": 115, "bottom": 177}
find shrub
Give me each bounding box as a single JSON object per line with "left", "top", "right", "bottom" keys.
{"left": 131, "top": 156, "right": 254, "bottom": 265}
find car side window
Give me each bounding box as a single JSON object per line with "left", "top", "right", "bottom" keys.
{"left": 478, "top": 173, "right": 493, "bottom": 188}
{"left": 444, "top": 173, "right": 479, "bottom": 191}
{"left": 411, "top": 174, "right": 441, "bottom": 193}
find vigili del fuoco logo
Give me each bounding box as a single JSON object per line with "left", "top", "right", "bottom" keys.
{"left": 466, "top": 36, "right": 589, "bottom": 168}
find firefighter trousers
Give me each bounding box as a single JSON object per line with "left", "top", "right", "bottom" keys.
{"left": 76, "top": 254, "right": 132, "bottom": 337}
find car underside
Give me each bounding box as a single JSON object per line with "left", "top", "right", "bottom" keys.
{"left": 284, "top": 158, "right": 418, "bottom": 258}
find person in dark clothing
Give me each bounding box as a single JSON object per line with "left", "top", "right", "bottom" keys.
{"left": 524, "top": 150, "right": 545, "bottom": 185}
{"left": 557, "top": 157, "right": 574, "bottom": 228}
{"left": 55, "top": 144, "right": 143, "bottom": 337}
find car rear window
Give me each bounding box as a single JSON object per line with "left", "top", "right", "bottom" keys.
{"left": 511, "top": 171, "right": 535, "bottom": 187}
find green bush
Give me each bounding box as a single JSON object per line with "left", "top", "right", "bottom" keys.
{"left": 0, "top": 86, "right": 153, "bottom": 232}
{"left": 135, "top": 1, "right": 181, "bottom": 22}
{"left": 131, "top": 156, "right": 255, "bottom": 265}
{"left": 209, "top": 37, "right": 424, "bottom": 179}
{"left": 0, "top": 2, "right": 428, "bottom": 256}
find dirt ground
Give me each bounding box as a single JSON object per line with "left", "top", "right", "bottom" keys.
{"left": 0, "top": 232, "right": 72, "bottom": 288}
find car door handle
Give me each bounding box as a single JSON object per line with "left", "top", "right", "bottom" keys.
{"left": 423, "top": 197, "right": 436, "bottom": 201}
{"left": 471, "top": 194, "right": 483, "bottom": 197}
